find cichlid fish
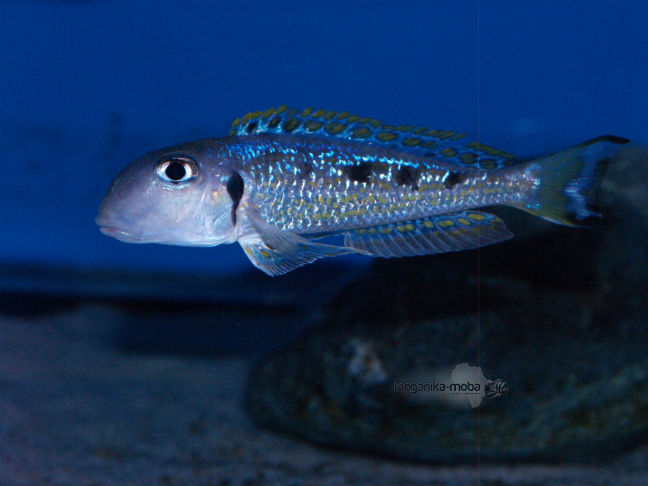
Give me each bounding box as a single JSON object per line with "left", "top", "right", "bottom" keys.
{"left": 96, "top": 106, "right": 629, "bottom": 276}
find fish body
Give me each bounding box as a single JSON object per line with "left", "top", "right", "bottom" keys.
{"left": 96, "top": 106, "right": 629, "bottom": 275}
{"left": 223, "top": 134, "right": 531, "bottom": 234}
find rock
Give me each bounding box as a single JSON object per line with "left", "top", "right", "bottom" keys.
{"left": 245, "top": 147, "right": 648, "bottom": 463}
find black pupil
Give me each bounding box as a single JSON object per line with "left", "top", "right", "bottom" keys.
{"left": 165, "top": 161, "right": 186, "bottom": 181}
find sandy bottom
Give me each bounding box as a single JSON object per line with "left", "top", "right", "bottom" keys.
{"left": 2, "top": 302, "right": 646, "bottom": 485}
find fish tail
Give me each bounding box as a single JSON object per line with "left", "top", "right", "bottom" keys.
{"left": 513, "top": 135, "right": 629, "bottom": 226}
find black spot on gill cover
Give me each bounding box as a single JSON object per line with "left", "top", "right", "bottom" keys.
{"left": 226, "top": 171, "right": 244, "bottom": 225}
{"left": 345, "top": 163, "right": 372, "bottom": 183}
{"left": 396, "top": 166, "right": 419, "bottom": 190}
{"left": 444, "top": 171, "right": 465, "bottom": 189}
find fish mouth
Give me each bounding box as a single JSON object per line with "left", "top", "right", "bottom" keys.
{"left": 97, "top": 224, "right": 201, "bottom": 245}
{"left": 96, "top": 213, "right": 144, "bottom": 243}
{"left": 95, "top": 215, "right": 229, "bottom": 247}
{"left": 98, "top": 225, "right": 148, "bottom": 243}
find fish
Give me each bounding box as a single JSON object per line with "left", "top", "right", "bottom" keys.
{"left": 96, "top": 105, "right": 629, "bottom": 276}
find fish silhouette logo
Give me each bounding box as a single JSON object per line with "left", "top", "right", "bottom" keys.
{"left": 485, "top": 378, "right": 510, "bottom": 399}
{"left": 448, "top": 362, "right": 508, "bottom": 408}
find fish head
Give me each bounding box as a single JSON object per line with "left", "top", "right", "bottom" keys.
{"left": 96, "top": 142, "right": 237, "bottom": 246}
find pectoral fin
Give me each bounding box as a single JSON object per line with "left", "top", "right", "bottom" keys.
{"left": 239, "top": 206, "right": 362, "bottom": 276}
{"left": 344, "top": 211, "right": 513, "bottom": 258}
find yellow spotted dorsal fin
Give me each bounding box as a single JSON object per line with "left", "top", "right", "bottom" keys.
{"left": 229, "top": 106, "right": 517, "bottom": 169}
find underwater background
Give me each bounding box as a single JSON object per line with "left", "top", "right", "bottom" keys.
{"left": 1, "top": 0, "right": 647, "bottom": 484}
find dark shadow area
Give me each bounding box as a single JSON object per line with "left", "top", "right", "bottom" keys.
{"left": 0, "top": 260, "right": 360, "bottom": 357}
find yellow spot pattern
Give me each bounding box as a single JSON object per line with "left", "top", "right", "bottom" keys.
{"left": 325, "top": 123, "right": 346, "bottom": 135}
{"left": 231, "top": 107, "right": 515, "bottom": 179}
{"left": 376, "top": 132, "right": 398, "bottom": 142}
{"left": 460, "top": 153, "right": 478, "bottom": 165}
{"left": 465, "top": 142, "right": 514, "bottom": 158}
{"left": 396, "top": 223, "right": 415, "bottom": 233}
{"left": 351, "top": 127, "right": 371, "bottom": 139}
{"left": 440, "top": 148, "right": 458, "bottom": 157}
{"left": 401, "top": 137, "right": 422, "bottom": 146}
{"left": 479, "top": 159, "right": 498, "bottom": 170}
{"left": 304, "top": 120, "right": 323, "bottom": 132}
{"left": 467, "top": 212, "right": 487, "bottom": 221}
{"left": 282, "top": 118, "right": 300, "bottom": 132}
{"left": 263, "top": 107, "right": 277, "bottom": 118}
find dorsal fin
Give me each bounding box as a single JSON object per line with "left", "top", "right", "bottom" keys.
{"left": 229, "top": 105, "right": 517, "bottom": 169}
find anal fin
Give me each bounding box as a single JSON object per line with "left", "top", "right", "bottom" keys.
{"left": 343, "top": 211, "right": 513, "bottom": 258}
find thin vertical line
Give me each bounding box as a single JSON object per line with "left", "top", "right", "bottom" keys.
{"left": 476, "top": 0, "right": 481, "bottom": 484}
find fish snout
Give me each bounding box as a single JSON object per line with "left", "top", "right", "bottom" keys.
{"left": 95, "top": 209, "right": 130, "bottom": 241}
{"left": 95, "top": 187, "right": 141, "bottom": 242}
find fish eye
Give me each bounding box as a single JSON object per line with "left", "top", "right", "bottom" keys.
{"left": 156, "top": 155, "right": 198, "bottom": 183}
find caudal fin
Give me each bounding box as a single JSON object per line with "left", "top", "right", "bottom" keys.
{"left": 515, "top": 135, "right": 629, "bottom": 226}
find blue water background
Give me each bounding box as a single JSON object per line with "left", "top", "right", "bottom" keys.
{"left": 1, "top": 0, "right": 646, "bottom": 276}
